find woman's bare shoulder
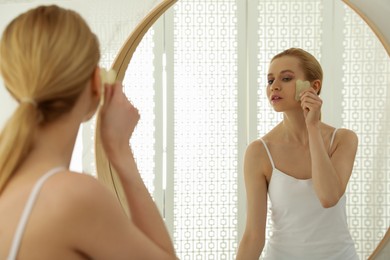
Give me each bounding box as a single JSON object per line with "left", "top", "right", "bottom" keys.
{"left": 245, "top": 137, "right": 274, "bottom": 180}
{"left": 333, "top": 127, "right": 358, "bottom": 148}
{"left": 43, "top": 171, "right": 120, "bottom": 213}
{"left": 325, "top": 125, "right": 358, "bottom": 146}
{"left": 36, "top": 171, "right": 130, "bottom": 252}
{"left": 246, "top": 138, "right": 267, "bottom": 158}
{"left": 322, "top": 123, "right": 357, "bottom": 139}
{"left": 320, "top": 124, "right": 358, "bottom": 155}
{"left": 34, "top": 171, "right": 124, "bottom": 231}
{"left": 336, "top": 127, "right": 358, "bottom": 139}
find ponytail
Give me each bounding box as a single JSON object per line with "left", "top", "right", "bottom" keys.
{"left": 0, "top": 103, "right": 41, "bottom": 192}
{"left": 0, "top": 5, "right": 100, "bottom": 193}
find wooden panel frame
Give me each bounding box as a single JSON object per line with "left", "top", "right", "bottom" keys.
{"left": 95, "top": 0, "right": 177, "bottom": 216}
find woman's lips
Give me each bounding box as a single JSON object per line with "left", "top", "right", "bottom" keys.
{"left": 271, "top": 95, "right": 282, "bottom": 102}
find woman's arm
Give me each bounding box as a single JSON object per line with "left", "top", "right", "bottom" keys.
{"left": 308, "top": 126, "right": 358, "bottom": 207}
{"left": 98, "top": 83, "right": 176, "bottom": 257}
{"left": 301, "top": 88, "right": 358, "bottom": 207}
{"left": 236, "top": 141, "right": 268, "bottom": 260}
{"left": 58, "top": 173, "right": 176, "bottom": 259}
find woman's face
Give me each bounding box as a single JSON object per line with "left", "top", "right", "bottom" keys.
{"left": 266, "top": 56, "right": 306, "bottom": 112}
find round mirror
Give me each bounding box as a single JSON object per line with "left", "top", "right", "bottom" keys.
{"left": 107, "top": 1, "right": 389, "bottom": 258}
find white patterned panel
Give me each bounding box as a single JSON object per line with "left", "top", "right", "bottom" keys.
{"left": 257, "top": 0, "right": 323, "bottom": 136}
{"left": 173, "top": 0, "right": 238, "bottom": 259}
{"left": 342, "top": 5, "right": 390, "bottom": 259}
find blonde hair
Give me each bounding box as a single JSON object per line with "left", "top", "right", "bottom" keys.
{"left": 0, "top": 5, "right": 100, "bottom": 192}
{"left": 272, "top": 48, "right": 323, "bottom": 95}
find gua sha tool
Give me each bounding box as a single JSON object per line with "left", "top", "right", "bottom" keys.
{"left": 295, "top": 80, "right": 311, "bottom": 101}
{"left": 99, "top": 68, "right": 117, "bottom": 105}
{"left": 100, "top": 68, "right": 116, "bottom": 85}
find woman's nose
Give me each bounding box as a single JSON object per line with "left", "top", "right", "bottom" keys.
{"left": 271, "top": 81, "right": 280, "bottom": 91}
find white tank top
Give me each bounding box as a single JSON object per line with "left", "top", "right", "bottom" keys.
{"left": 261, "top": 129, "right": 358, "bottom": 260}
{"left": 7, "top": 166, "right": 66, "bottom": 260}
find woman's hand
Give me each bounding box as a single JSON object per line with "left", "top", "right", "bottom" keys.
{"left": 99, "top": 82, "right": 140, "bottom": 157}
{"left": 300, "top": 88, "right": 322, "bottom": 127}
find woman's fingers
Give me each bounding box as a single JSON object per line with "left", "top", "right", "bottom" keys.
{"left": 300, "top": 90, "right": 322, "bottom": 108}
{"left": 99, "top": 82, "right": 140, "bottom": 155}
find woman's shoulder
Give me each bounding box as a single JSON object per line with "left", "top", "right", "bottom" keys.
{"left": 334, "top": 127, "right": 357, "bottom": 138}
{"left": 321, "top": 124, "right": 358, "bottom": 154}
{"left": 37, "top": 170, "right": 127, "bottom": 242}
{"left": 325, "top": 124, "right": 358, "bottom": 144}
{"left": 14, "top": 170, "right": 133, "bottom": 259}
{"left": 47, "top": 170, "right": 101, "bottom": 193}
{"left": 246, "top": 138, "right": 267, "bottom": 156}
{"left": 245, "top": 137, "right": 274, "bottom": 176}
{"left": 45, "top": 171, "right": 115, "bottom": 206}
{"left": 333, "top": 127, "right": 358, "bottom": 147}
{"left": 40, "top": 171, "right": 121, "bottom": 220}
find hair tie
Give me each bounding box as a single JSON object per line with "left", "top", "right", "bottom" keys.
{"left": 20, "top": 97, "right": 37, "bottom": 107}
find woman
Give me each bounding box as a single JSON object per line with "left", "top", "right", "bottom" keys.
{"left": 237, "top": 48, "right": 358, "bottom": 259}
{"left": 0, "top": 5, "right": 177, "bottom": 259}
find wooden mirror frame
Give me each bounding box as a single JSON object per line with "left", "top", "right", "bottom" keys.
{"left": 368, "top": 228, "right": 390, "bottom": 260}
{"left": 95, "top": 0, "right": 177, "bottom": 216}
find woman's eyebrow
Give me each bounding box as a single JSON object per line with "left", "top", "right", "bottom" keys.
{"left": 280, "top": 69, "right": 295, "bottom": 74}
{"left": 267, "top": 70, "right": 295, "bottom": 77}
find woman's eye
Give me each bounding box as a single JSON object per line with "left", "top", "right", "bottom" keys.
{"left": 282, "top": 77, "right": 292, "bottom": 82}
{"left": 267, "top": 79, "right": 274, "bottom": 85}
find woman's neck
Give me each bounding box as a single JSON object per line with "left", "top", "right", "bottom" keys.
{"left": 21, "top": 113, "right": 82, "bottom": 173}
{"left": 280, "top": 111, "right": 310, "bottom": 144}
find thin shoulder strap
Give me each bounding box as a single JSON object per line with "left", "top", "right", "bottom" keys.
{"left": 260, "top": 139, "right": 275, "bottom": 169}
{"left": 329, "top": 128, "right": 339, "bottom": 150}
{"left": 7, "top": 166, "right": 66, "bottom": 260}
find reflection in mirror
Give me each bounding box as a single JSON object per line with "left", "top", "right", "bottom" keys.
{"left": 253, "top": 1, "right": 389, "bottom": 258}
{"left": 116, "top": 0, "right": 389, "bottom": 259}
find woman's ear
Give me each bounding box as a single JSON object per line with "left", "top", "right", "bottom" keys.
{"left": 91, "top": 66, "right": 101, "bottom": 98}
{"left": 82, "top": 67, "right": 101, "bottom": 121}
{"left": 312, "top": 79, "right": 322, "bottom": 95}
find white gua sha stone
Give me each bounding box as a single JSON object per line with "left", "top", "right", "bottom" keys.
{"left": 295, "top": 79, "right": 311, "bottom": 101}
{"left": 100, "top": 68, "right": 116, "bottom": 85}
{"left": 99, "top": 68, "right": 117, "bottom": 105}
